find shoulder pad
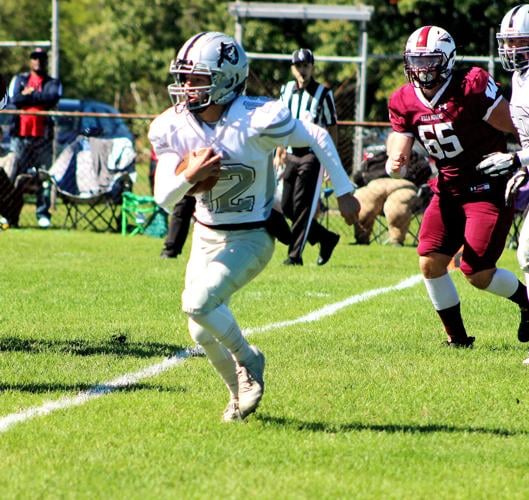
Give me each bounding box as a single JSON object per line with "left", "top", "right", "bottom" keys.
{"left": 247, "top": 98, "right": 293, "bottom": 131}
{"left": 148, "top": 107, "right": 183, "bottom": 155}
{"left": 462, "top": 67, "right": 492, "bottom": 95}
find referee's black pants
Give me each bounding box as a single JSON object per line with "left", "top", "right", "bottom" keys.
{"left": 281, "top": 152, "right": 337, "bottom": 261}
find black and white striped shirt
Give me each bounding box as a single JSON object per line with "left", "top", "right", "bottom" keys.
{"left": 280, "top": 78, "right": 337, "bottom": 128}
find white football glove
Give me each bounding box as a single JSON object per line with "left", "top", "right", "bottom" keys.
{"left": 476, "top": 152, "right": 521, "bottom": 177}
{"left": 505, "top": 168, "right": 529, "bottom": 207}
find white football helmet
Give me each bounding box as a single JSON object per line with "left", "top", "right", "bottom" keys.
{"left": 404, "top": 26, "right": 456, "bottom": 89}
{"left": 497, "top": 5, "right": 529, "bottom": 72}
{"left": 168, "top": 32, "right": 249, "bottom": 112}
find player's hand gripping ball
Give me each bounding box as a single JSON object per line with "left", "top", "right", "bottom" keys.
{"left": 175, "top": 147, "right": 222, "bottom": 194}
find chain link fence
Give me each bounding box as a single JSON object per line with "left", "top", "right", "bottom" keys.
{"left": 0, "top": 108, "right": 520, "bottom": 249}
{"left": 1, "top": 105, "right": 388, "bottom": 236}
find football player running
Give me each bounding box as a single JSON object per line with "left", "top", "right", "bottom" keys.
{"left": 387, "top": 26, "right": 529, "bottom": 348}
{"left": 149, "top": 32, "right": 359, "bottom": 421}
{"left": 477, "top": 5, "right": 529, "bottom": 363}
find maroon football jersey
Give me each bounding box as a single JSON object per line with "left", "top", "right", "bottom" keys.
{"left": 389, "top": 67, "right": 508, "bottom": 197}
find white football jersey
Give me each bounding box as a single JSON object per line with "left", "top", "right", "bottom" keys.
{"left": 511, "top": 70, "right": 529, "bottom": 151}
{"left": 150, "top": 96, "right": 294, "bottom": 226}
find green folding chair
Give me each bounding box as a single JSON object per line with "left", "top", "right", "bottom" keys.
{"left": 121, "top": 191, "right": 159, "bottom": 236}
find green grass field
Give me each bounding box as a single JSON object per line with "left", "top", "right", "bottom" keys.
{"left": 1, "top": 227, "right": 529, "bottom": 498}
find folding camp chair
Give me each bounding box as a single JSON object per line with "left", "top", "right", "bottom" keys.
{"left": 43, "top": 135, "right": 136, "bottom": 232}
{"left": 121, "top": 192, "right": 160, "bottom": 236}
{"left": 402, "top": 183, "right": 432, "bottom": 246}
{"left": 318, "top": 186, "right": 335, "bottom": 229}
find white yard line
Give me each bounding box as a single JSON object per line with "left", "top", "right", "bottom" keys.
{"left": 244, "top": 274, "right": 423, "bottom": 335}
{"left": 0, "top": 274, "right": 422, "bottom": 434}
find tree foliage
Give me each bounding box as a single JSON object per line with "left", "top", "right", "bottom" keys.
{"left": 0, "top": 0, "right": 519, "bottom": 120}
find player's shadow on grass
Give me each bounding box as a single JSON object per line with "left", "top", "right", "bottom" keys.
{"left": 0, "top": 336, "right": 185, "bottom": 358}
{"left": 257, "top": 415, "right": 527, "bottom": 437}
{"left": 0, "top": 382, "right": 186, "bottom": 394}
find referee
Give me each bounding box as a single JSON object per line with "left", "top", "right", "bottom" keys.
{"left": 279, "top": 48, "right": 343, "bottom": 266}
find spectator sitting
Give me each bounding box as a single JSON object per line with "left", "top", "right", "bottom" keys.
{"left": 353, "top": 147, "right": 433, "bottom": 246}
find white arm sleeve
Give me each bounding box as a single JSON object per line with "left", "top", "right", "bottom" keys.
{"left": 153, "top": 152, "right": 194, "bottom": 210}
{"left": 288, "top": 120, "right": 354, "bottom": 197}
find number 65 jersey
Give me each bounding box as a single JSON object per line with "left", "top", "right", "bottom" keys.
{"left": 388, "top": 66, "right": 508, "bottom": 197}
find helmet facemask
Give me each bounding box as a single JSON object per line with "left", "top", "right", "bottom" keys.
{"left": 497, "top": 37, "right": 529, "bottom": 72}
{"left": 404, "top": 53, "right": 447, "bottom": 89}
{"left": 168, "top": 60, "right": 215, "bottom": 112}
{"left": 497, "top": 5, "right": 529, "bottom": 73}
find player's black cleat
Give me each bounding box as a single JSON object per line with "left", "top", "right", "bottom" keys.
{"left": 518, "top": 308, "right": 529, "bottom": 343}
{"left": 445, "top": 336, "right": 475, "bottom": 348}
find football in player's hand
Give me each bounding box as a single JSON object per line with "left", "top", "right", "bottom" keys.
{"left": 175, "top": 147, "right": 221, "bottom": 195}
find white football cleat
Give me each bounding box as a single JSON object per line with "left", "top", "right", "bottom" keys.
{"left": 237, "top": 345, "right": 265, "bottom": 418}
{"left": 522, "top": 355, "right": 529, "bottom": 366}
{"left": 222, "top": 397, "right": 243, "bottom": 422}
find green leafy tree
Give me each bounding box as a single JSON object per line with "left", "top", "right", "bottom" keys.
{"left": 0, "top": 0, "right": 520, "bottom": 124}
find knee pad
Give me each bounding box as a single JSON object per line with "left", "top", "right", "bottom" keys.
{"left": 182, "top": 283, "right": 222, "bottom": 317}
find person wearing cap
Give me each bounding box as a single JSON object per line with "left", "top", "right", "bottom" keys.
{"left": 8, "top": 48, "right": 62, "bottom": 228}
{"left": 276, "top": 48, "right": 345, "bottom": 266}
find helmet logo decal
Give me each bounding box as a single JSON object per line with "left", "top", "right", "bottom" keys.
{"left": 218, "top": 42, "right": 239, "bottom": 67}
{"left": 439, "top": 33, "right": 453, "bottom": 44}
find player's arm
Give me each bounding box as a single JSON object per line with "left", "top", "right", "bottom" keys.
{"left": 152, "top": 152, "right": 191, "bottom": 210}
{"left": 286, "top": 119, "right": 359, "bottom": 225}
{"left": 385, "top": 132, "right": 414, "bottom": 178}
{"left": 476, "top": 98, "right": 524, "bottom": 177}
{"left": 485, "top": 96, "right": 518, "bottom": 137}
{"left": 153, "top": 148, "right": 221, "bottom": 210}
{"left": 256, "top": 99, "right": 358, "bottom": 224}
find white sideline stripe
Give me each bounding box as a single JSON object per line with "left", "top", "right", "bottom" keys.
{"left": 0, "top": 274, "right": 422, "bottom": 434}
{"left": 0, "top": 355, "right": 191, "bottom": 433}
{"left": 244, "top": 274, "right": 423, "bottom": 335}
